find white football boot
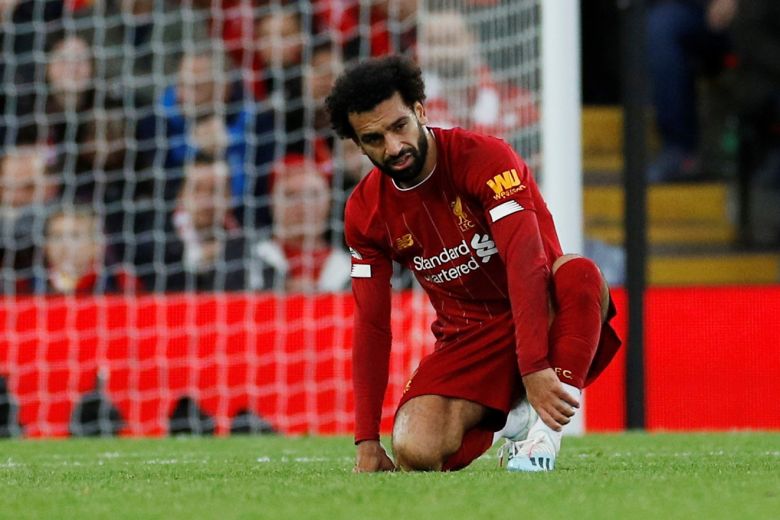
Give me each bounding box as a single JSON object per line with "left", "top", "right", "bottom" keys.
{"left": 499, "top": 429, "right": 558, "bottom": 472}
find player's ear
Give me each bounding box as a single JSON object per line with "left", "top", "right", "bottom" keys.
{"left": 414, "top": 102, "right": 428, "bottom": 125}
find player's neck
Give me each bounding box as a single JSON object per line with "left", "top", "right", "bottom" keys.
{"left": 396, "top": 128, "right": 437, "bottom": 189}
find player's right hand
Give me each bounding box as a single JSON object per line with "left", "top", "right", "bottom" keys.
{"left": 522, "top": 368, "right": 579, "bottom": 431}
{"left": 354, "top": 440, "right": 396, "bottom": 473}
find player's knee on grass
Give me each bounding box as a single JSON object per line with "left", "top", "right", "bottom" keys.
{"left": 392, "top": 432, "right": 447, "bottom": 471}
{"left": 392, "top": 396, "right": 476, "bottom": 471}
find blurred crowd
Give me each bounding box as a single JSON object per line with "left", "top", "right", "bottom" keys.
{"left": 644, "top": 0, "right": 780, "bottom": 245}
{"left": 0, "top": 0, "right": 540, "bottom": 294}
{"left": 646, "top": 0, "right": 780, "bottom": 183}
{"left": 3, "top": 0, "right": 777, "bottom": 296}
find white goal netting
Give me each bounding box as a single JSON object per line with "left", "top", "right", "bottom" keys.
{"left": 0, "top": 0, "right": 542, "bottom": 437}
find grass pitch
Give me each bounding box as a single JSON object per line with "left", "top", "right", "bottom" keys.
{"left": 1, "top": 433, "right": 778, "bottom": 520}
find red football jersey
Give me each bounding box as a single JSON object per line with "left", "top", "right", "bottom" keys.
{"left": 345, "top": 126, "right": 563, "bottom": 442}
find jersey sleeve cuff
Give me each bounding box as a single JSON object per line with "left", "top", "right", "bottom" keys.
{"left": 354, "top": 434, "right": 381, "bottom": 445}
{"left": 518, "top": 361, "right": 551, "bottom": 377}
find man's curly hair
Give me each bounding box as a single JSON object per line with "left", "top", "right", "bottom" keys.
{"left": 326, "top": 55, "right": 426, "bottom": 140}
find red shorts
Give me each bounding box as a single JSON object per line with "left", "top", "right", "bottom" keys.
{"left": 396, "top": 298, "right": 621, "bottom": 431}
{"left": 584, "top": 298, "right": 621, "bottom": 387}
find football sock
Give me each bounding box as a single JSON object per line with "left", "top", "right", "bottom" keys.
{"left": 492, "top": 411, "right": 516, "bottom": 445}
{"left": 442, "top": 427, "right": 493, "bottom": 471}
{"left": 491, "top": 399, "right": 531, "bottom": 445}
{"left": 548, "top": 257, "right": 604, "bottom": 388}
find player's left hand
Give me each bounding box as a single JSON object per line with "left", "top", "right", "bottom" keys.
{"left": 522, "top": 368, "right": 579, "bottom": 431}
{"left": 353, "top": 440, "right": 396, "bottom": 473}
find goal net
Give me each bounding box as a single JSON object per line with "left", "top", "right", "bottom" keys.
{"left": 0, "top": 0, "right": 544, "bottom": 437}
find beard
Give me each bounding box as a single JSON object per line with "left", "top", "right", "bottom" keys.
{"left": 368, "top": 122, "right": 430, "bottom": 185}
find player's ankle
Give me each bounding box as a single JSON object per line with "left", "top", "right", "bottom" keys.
{"left": 527, "top": 384, "right": 582, "bottom": 454}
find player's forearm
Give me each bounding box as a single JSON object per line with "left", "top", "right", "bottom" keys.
{"left": 353, "top": 329, "right": 391, "bottom": 443}
{"left": 351, "top": 279, "right": 393, "bottom": 443}
{"left": 510, "top": 263, "right": 552, "bottom": 375}
{"left": 492, "top": 213, "right": 552, "bottom": 375}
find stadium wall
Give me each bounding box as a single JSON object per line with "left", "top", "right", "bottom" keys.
{"left": 1, "top": 287, "right": 779, "bottom": 437}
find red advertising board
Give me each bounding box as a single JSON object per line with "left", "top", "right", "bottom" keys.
{"left": 1, "top": 287, "right": 779, "bottom": 437}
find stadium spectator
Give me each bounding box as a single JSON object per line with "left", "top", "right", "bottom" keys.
{"left": 0, "top": 143, "right": 59, "bottom": 290}
{"left": 254, "top": 0, "right": 312, "bottom": 152}
{"left": 192, "top": 0, "right": 254, "bottom": 76}
{"left": 74, "top": 100, "right": 142, "bottom": 198}
{"left": 252, "top": 154, "right": 350, "bottom": 292}
{"left": 303, "top": 38, "right": 371, "bottom": 191}
{"left": 70, "top": 97, "right": 159, "bottom": 266}
{"left": 139, "top": 48, "right": 275, "bottom": 219}
{"left": 314, "top": 0, "right": 417, "bottom": 61}
{"left": 70, "top": 1, "right": 212, "bottom": 214}
{"left": 307, "top": 38, "right": 344, "bottom": 139}
{"left": 190, "top": 1, "right": 333, "bottom": 173}
{"left": 40, "top": 31, "right": 142, "bottom": 207}
{"left": 18, "top": 205, "right": 140, "bottom": 295}
{"left": 43, "top": 32, "right": 96, "bottom": 154}
{"left": 417, "top": 8, "right": 539, "bottom": 140}
{"left": 73, "top": 0, "right": 210, "bottom": 109}
{"left": 255, "top": 0, "right": 307, "bottom": 74}
{"left": 278, "top": 37, "right": 344, "bottom": 181}
{"left": 198, "top": 0, "right": 416, "bottom": 97}
{"left": 327, "top": 56, "right": 620, "bottom": 473}
{"left": 135, "top": 154, "right": 254, "bottom": 292}
{"left": 195, "top": 0, "right": 307, "bottom": 102}
{"left": 646, "top": 0, "right": 735, "bottom": 182}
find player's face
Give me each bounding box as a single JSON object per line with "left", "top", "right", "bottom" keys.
{"left": 349, "top": 92, "right": 431, "bottom": 186}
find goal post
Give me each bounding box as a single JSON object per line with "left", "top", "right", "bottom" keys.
{"left": 541, "top": 1, "right": 584, "bottom": 256}
{"left": 540, "top": 1, "right": 585, "bottom": 436}
{"left": 0, "top": 0, "right": 586, "bottom": 438}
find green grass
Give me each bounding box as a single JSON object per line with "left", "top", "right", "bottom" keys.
{"left": 1, "top": 433, "right": 778, "bottom": 519}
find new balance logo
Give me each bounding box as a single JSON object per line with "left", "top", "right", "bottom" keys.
{"left": 395, "top": 233, "right": 414, "bottom": 250}
{"left": 471, "top": 234, "right": 497, "bottom": 263}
